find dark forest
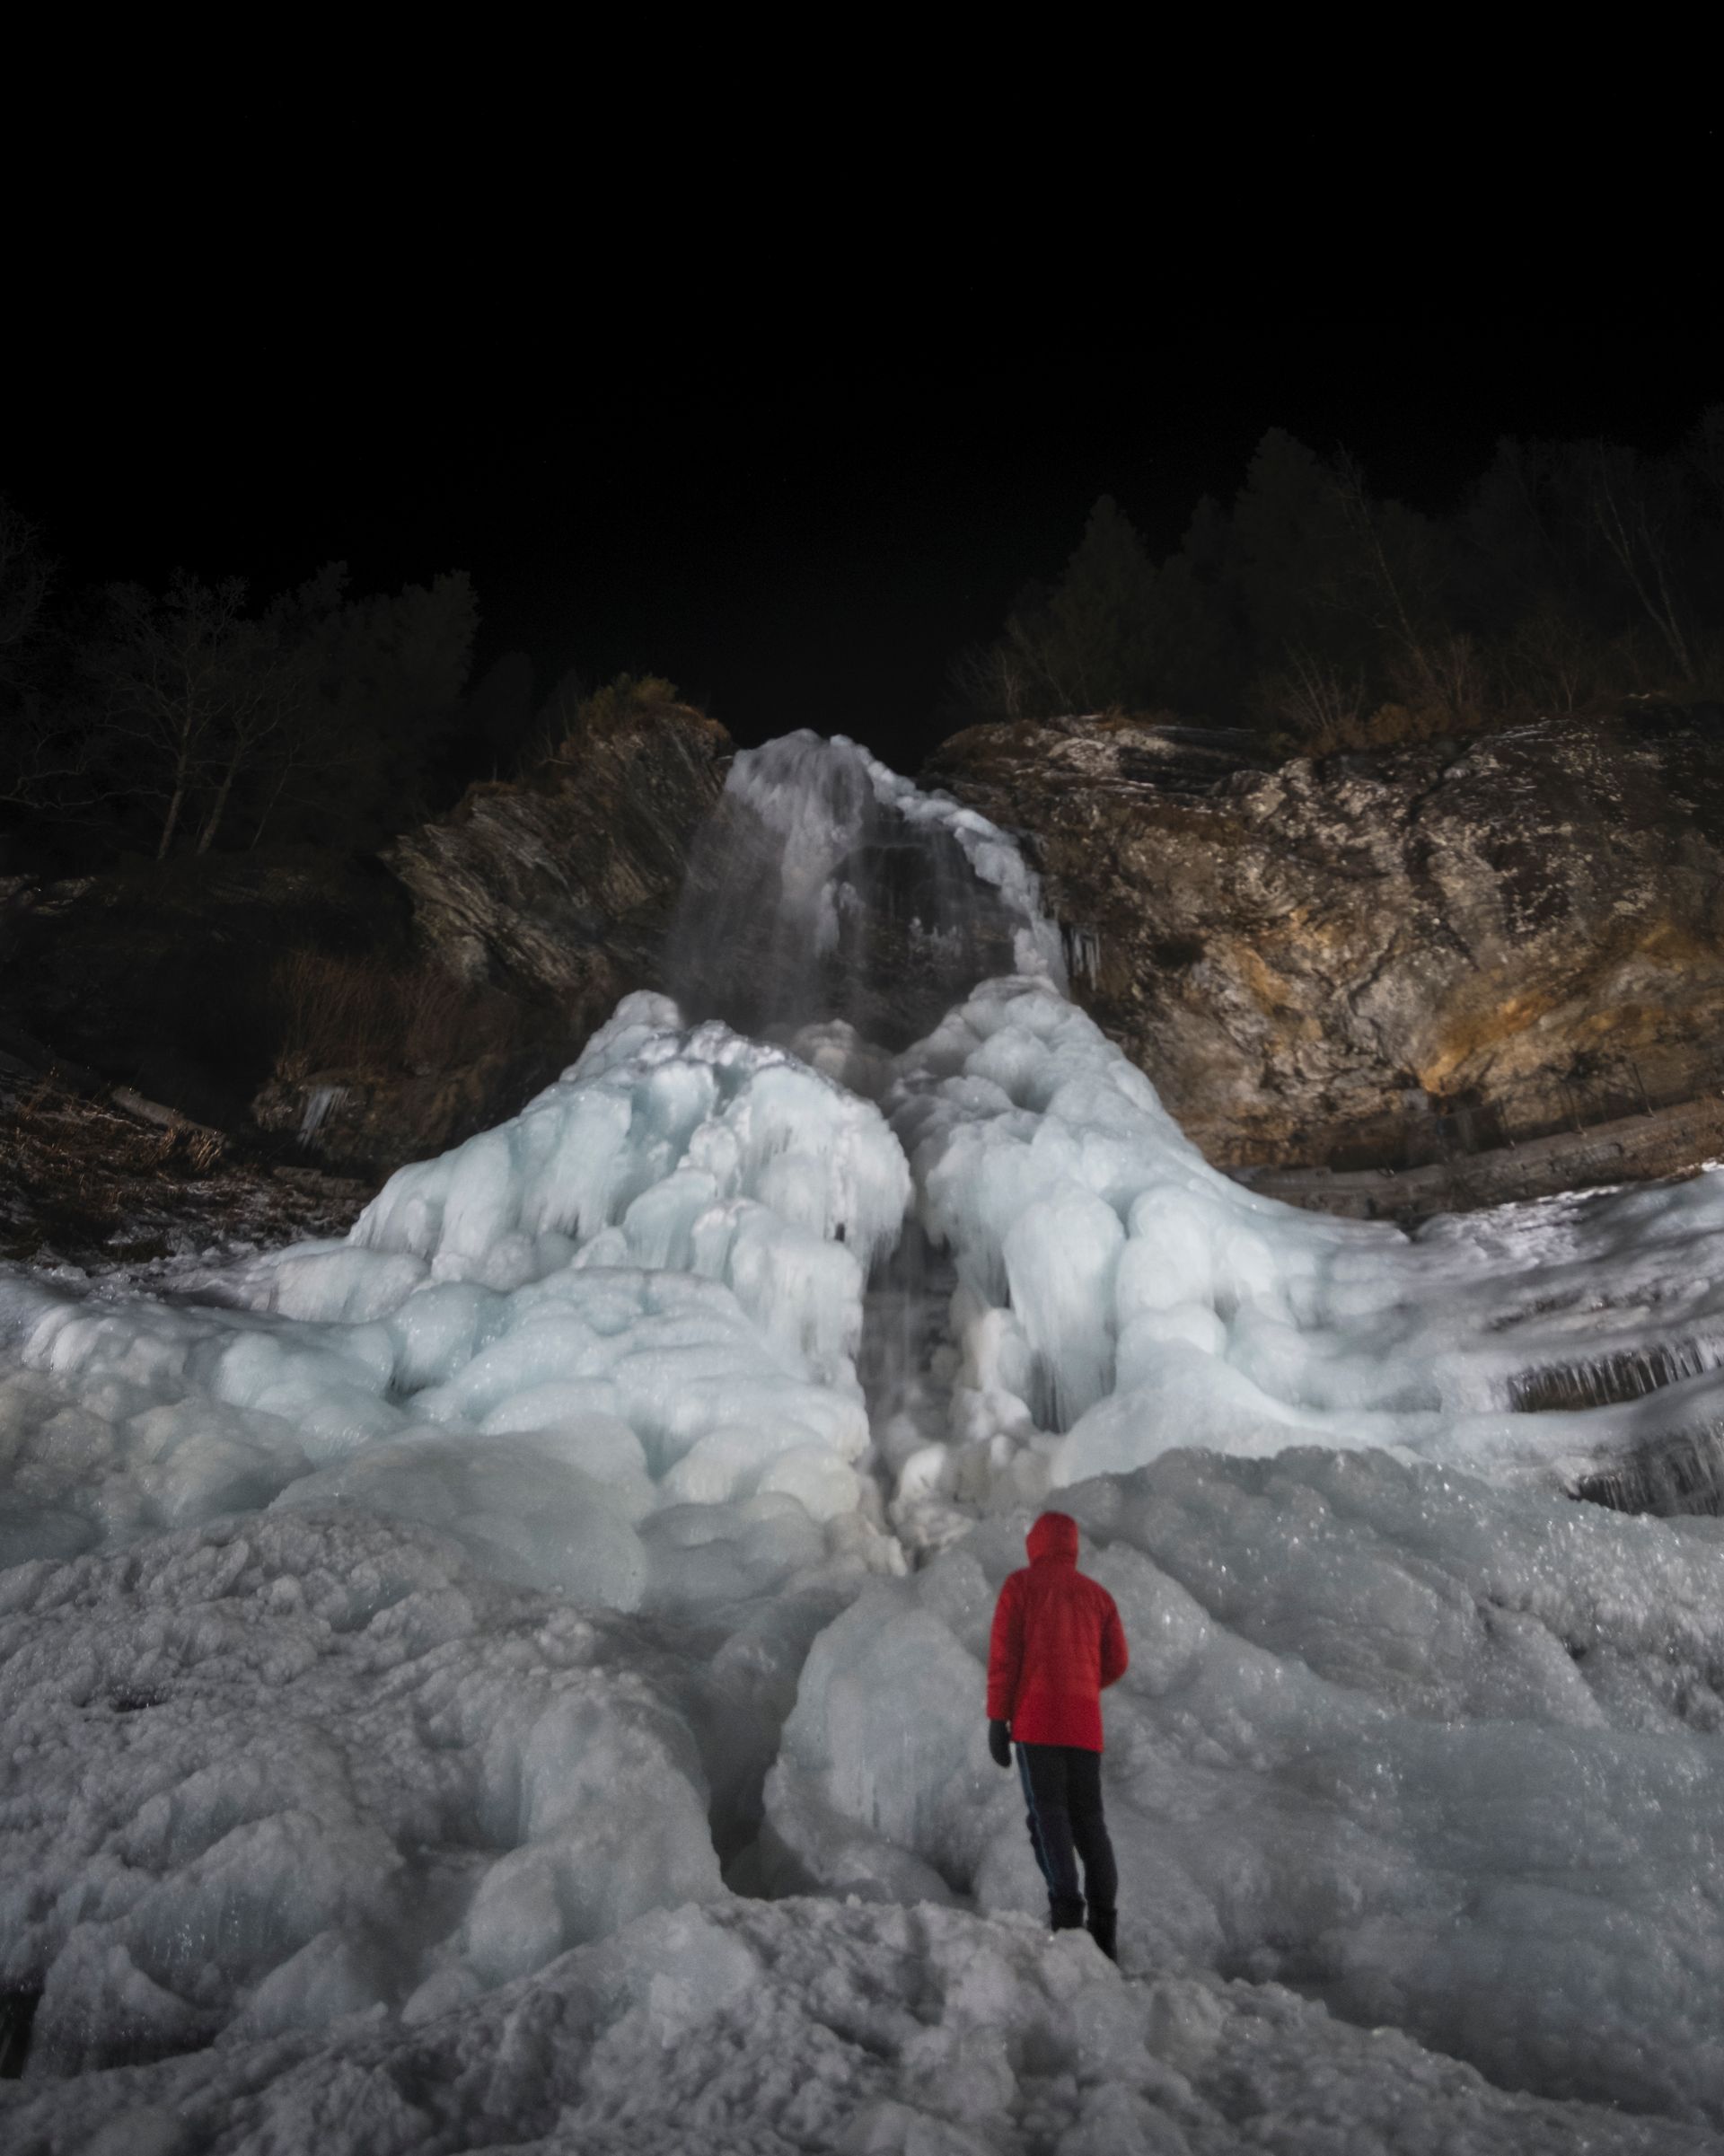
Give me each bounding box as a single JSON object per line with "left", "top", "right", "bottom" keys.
{"left": 5, "top": 410, "right": 1721, "bottom": 882}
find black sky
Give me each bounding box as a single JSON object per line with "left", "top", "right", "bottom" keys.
{"left": 8, "top": 320, "right": 1719, "bottom": 775}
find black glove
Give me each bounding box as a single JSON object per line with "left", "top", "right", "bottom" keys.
{"left": 988, "top": 1719, "right": 1013, "bottom": 1769}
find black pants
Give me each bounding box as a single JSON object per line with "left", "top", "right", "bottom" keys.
{"left": 1016, "top": 1742, "right": 1117, "bottom": 1920}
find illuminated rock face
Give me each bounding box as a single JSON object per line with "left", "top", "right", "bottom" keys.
{"left": 928, "top": 705, "right": 1724, "bottom": 1193}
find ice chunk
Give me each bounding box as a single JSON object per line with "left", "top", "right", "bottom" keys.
{"left": 1002, "top": 1188, "right": 1123, "bottom": 1428}
{"left": 884, "top": 976, "right": 1724, "bottom": 1521}
{"left": 275, "top": 1430, "right": 650, "bottom": 1606}
{"left": 345, "top": 1000, "right": 910, "bottom": 1290}
{"left": 0, "top": 1509, "right": 722, "bottom": 2075}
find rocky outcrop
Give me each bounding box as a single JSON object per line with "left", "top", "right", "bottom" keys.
{"left": 1, "top": 699, "right": 732, "bottom": 1201}
{"left": 251, "top": 695, "right": 733, "bottom": 1171}
{"left": 0, "top": 1040, "right": 366, "bottom": 1271}
{"left": 928, "top": 707, "right": 1724, "bottom": 1195}
{"left": 386, "top": 693, "right": 730, "bottom": 1016}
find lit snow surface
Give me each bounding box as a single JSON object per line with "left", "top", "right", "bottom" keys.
{"left": 7, "top": 735, "right": 1724, "bottom": 2152}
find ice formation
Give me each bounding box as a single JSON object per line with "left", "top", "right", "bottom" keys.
{"left": 9, "top": 733, "right": 1724, "bottom": 2146}
{"left": 881, "top": 973, "right": 1724, "bottom": 1526}
{"left": 668, "top": 730, "right": 1066, "bottom": 1047}
{"left": 765, "top": 1449, "right": 1724, "bottom": 2121}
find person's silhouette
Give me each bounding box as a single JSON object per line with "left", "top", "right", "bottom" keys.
{"left": 986, "top": 1510, "right": 1128, "bottom": 1960}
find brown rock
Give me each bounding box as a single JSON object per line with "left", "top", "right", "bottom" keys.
{"left": 927, "top": 707, "right": 1724, "bottom": 1195}
{"left": 386, "top": 691, "right": 730, "bottom": 1021}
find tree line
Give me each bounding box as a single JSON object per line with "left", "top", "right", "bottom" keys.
{"left": 950, "top": 414, "right": 1724, "bottom": 751}
{"left": 0, "top": 512, "right": 525, "bottom": 865}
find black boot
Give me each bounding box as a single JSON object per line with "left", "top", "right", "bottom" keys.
{"left": 1087, "top": 1907, "right": 1117, "bottom": 1961}
{"left": 1050, "top": 1896, "right": 1086, "bottom": 1933}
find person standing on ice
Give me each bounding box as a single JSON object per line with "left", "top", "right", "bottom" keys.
{"left": 986, "top": 1509, "right": 1128, "bottom": 1960}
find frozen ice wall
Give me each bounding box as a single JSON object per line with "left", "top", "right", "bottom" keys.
{"left": 0, "top": 984, "right": 922, "bottom": 2065}
{"left": 0, "top": 994, "right": 915, "bottom": 1586}
{"left": 668, "top": 730, "right": 1065, "bottom": 1050}
{"left": 881, "top": 974, "right": 1724, "bottom": 1538}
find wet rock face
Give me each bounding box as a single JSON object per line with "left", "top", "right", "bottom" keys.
{"left": 387, "top": 697, "right": 731, "bottom": 1021}
{"left": 927, "top": 708, "right": 1724, "bottom": 1176}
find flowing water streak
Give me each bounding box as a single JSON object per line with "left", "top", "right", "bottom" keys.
{"left": 667, "top": 730, "right": 1064, "bottom": 1054}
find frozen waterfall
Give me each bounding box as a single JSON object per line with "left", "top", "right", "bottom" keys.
{"left": 9, "top": 733, "right": 1724, "bottom": 2143}
{"left": 667, "top": 729, "right": 1065, "bottom": 1051}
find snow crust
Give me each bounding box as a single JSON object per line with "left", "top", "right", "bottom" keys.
{"left": 3, "top": 1895, "right": 1710, "bottom": 2156}
{"left": 0, "top": 1511, "right": 720, "bottom": 2071}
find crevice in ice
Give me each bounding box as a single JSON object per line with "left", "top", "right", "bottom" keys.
{"left": 1575, "top": 1424, "right": 1724, "bottom": 1518}
{"left": 0, "top": 1985, "right": 40, "bottom": 2079}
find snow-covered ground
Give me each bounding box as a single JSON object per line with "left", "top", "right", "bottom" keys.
{"left": 7, "top": 1896, "right": 1717, "bottom": 2155}
{"left": 7, "top": 734, "right": 1724, "bottom": 2150}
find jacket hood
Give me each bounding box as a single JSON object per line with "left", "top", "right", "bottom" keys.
{"left": 1026, "top": 1511, "right": 1079, "bottom": 1564}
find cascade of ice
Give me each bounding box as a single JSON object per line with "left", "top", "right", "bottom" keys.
{"left": 667, "top": 730, "right": 1065, "bottom": 1055}
{"left": 655, "top": 735, "right": 1724, "bottom": 1535}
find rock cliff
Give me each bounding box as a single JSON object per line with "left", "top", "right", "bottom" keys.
{"left": 251, "top": 692, "right": 732, "bottom": 1168}
{"left": 13, "top": 693, "right": 1724, "bottom": 1232}
{"left": 387, "top": 692, "right": 730, "bottom": 1013}
{"left": 927, "top": 707, "right": 1724, "bottom": 1201}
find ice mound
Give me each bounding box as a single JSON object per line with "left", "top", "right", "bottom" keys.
{"left": 884, "top": 977, "right": 1724, "bottom": 1522}
{"left": 0, "top": 1268, "right": 884, "bottom": 1604}
{"left": 0, "top": 1510, "right": 725, "bottom": 2074}
{"left": 0, "top": 999, "right": 911, "bottom": 1597}
{"left": 766, "top": 1447, "right": 1724, "bottom": 2121}
{"left": 4, "top": 1896, "right": 1704, "bottom": 2156}
{"left": 285, "top": 989, "right": 911, "bottom": 1342}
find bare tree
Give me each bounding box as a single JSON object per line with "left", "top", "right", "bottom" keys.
{"left": 0, "top": 497, "right": 93, "bottom": 819}
{"left": 1500, "top": 601, "right": 1632, "bottom": 714}
{"left": 948, "top": 635, "right": 1044, "bottom": 720}
{"left": 91, "top": 573, "right": 316, "bottom": 858}
{"left": 93, "top": 575, "right": 247, "bottom": 856}
{"left": 0, "top": 497, "right": 52, "bottom": 656}
{"left": 1327, "top": 455, "right": 1475, "bottom": 721}
{"left": 1578, "top": 441, "right": 1695, "bottom": 680}
{"left": 192, "top": 626, "right": 315, "bottom": 853}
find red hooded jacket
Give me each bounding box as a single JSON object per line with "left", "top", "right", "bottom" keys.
{"left": 987, "top": 1511, "right": 1128, "bottom": 1751}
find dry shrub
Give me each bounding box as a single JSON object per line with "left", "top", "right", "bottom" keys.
{"left": 1307, "top": 700, "right": 1464, "bottom": 756}
{"left": 274, "top": 949, "right": 524, "bottom": 1074}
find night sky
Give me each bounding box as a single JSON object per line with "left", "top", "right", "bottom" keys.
{"left": 8, "top": 320, "right": 1719, "bottom": 775}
